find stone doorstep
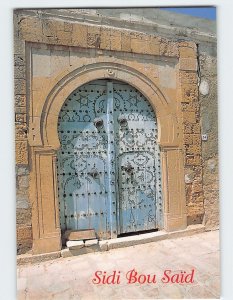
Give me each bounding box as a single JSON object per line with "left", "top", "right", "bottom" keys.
{"left": 103, "top": 224, "right": 205, "bottom": 250}
{"left": 85, "top": 239, "right": 98, "bottom": 246}
{"left": 17, "top": 224, "right": 205, "bottom": 264}
{"left": 66, "top": 240, "right": 84, "bottom": 249}
{"left": 66, "top": 239, "right": 98, "bottom": 250}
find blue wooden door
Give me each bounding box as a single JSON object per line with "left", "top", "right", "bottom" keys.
{"left": 112, "top": 82, "right": 162, "bottom": 234}
{"left": 57, "top": 80, "right": 162, "bottom": 239}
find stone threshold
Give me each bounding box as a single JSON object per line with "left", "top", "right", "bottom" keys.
{"left": 17, "top": 224, "right": 205, "bottom": 265}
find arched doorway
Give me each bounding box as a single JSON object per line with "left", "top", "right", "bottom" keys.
{"left": 57, "top": 79, "right": 163, "bottom": 239}
{"left": 29, "top": 63, "right": 187, "bottom": 254}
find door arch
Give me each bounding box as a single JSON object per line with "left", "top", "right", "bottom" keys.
{"left": 29, "top": 63, "right": 187, "bottom": 254}
{"left": 57, "top": 79, "right": 162, "bottom": 239}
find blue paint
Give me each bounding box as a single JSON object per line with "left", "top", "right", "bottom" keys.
{"left": 57, "top": 79, "right": 162, "bottom": 239}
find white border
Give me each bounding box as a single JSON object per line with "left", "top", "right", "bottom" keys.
{"left": 0, "top": 1, "right": 232, "bottom": 299}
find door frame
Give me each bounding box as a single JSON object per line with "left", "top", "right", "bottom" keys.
{"left": 28, "top": 62, "right": 187, "bottom": 254}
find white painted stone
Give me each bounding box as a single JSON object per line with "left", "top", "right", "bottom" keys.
{"left": 85, "top": 239, "right": 98, "bottom": 246}
{"left": 66, "top": 240, "right": 84, "bottom": 249}
{"left": 199, "top": 80, "right": 209, "bottom": 96}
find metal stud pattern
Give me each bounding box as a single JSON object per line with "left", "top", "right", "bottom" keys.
{"left": 57, "top": 79, "right": 162, "bottom": 239}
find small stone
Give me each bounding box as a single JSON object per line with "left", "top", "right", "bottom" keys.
{"left": 16, "top": 166, "right": 29, "bottom": 176}
{"left": 66, "top": 240, "right": 84, "bottom": 249}
{"left": 18, "top": 175, "right": 29, "bottom": 189}
{"left": 85, "top": 239, "right": 98, "bottom": 246}
{"left": 199, "top": 80, "right": 209, "bottom": 96}
{"left": 185, "top": 174, "right": 192, "bottom": 184}
{"left": 207, "top": 159, "right": 217, "bottom": 172}
{"left": 16, "top": 197, "right": 29, "bottom": 209}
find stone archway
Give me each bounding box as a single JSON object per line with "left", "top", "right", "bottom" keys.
{"left": 28, "top": 63, "right": 187, "bottom": 254}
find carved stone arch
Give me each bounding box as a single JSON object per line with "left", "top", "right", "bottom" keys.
{"left": 29, "top": 62, "right": 180, "bottom": 149}
{"left": 29, "top": 62, "right": 187, "bottom": 254}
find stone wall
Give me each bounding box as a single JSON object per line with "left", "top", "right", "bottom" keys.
{"left": 14, "top": 11, "right": 31, "bottom": 254}
{"left": 181, "top": 68, "right": 204, "bottom": 225}
{"left": 14, "top": 8, "right": 218, "bottom": 254}
{"left": 16, "top": 167, "right": 32, "bottom": 254}
{"left": 199, "top": 47, "right": 219, "bottom": 229}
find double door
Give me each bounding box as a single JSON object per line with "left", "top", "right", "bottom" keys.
{"left": 57, "top": 79, "right": 162, "bottom": 239}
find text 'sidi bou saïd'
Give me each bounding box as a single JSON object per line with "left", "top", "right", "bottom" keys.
{"left": 92, "top": 269, "right": 195, "bottom": 285}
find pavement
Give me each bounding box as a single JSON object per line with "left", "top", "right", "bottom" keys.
{"left": 17, "top": 230, "right": 220, "bottom": 299}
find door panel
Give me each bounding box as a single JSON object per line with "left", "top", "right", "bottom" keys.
{"left": 57, "top": 79, "right": 162, "bottom": 239}
{"left": 112, "top": 82, "right": 161, "bottom": 234}
{"left": 57, "top": 80, "right": 110, "bottom": 239}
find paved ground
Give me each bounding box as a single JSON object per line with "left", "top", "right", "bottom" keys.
{"left": 17, "top": 230, "right": 220, "bottom": 299}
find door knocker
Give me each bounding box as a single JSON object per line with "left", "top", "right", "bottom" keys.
{"left": 94, "top": 117, "right": 104, "bottom": 128}
{"left": 118, "top": 115, "right": 127, "bottom": 127}
{"left": 87, "top": 168, "right": 99, "bottom": 179}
